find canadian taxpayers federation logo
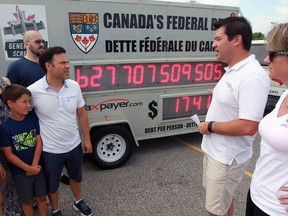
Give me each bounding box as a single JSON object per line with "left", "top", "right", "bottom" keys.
{"left": 85, "top": 98, "right": 144, "bottom": 112}
{"left": 69, "top": 12, "right": 99, "bottom": 54}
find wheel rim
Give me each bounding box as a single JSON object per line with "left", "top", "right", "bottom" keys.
{"left": 97, "top": 134, "right": 127, "bottom": 163}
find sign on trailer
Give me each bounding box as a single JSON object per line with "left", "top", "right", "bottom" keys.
{"left": 0, "top": 0, "right": 240, "bottom": 169}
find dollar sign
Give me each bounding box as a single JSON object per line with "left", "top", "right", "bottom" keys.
{"left": 148, "top": 100, "right": 158, "bottom": 119}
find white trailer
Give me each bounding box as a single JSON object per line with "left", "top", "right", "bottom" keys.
{"left": 0, "top": 0, "right": 240, "bottom": 168}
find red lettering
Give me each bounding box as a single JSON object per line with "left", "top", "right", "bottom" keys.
{"left": 123, "top": 65, "right": 132, "bottom": 84}
{"left": 91, "top": 66, "right": 102, "bottom": 87}
{"left": 171, "top": 64, "right": 181, "bottom": 83}
{"left": 193, "top": 96, "right": 202, "bottom": 110}
{"left": 106, "top": 66, "right": 116, "bottom": 85}
{"left": 195, "top": 63, "right": 204, "bottom": 81}
{"left": 214, "top": 63, "right": 223, "bottom": 80}
{"left": 147, "top": 64, "right": 156, "bottom": 82}
{"left": 182, "top": 64, "right": 191, "bottom": 80}
{"left": 204, "top": 63, "right": 213, "bottom": 81}
{"left": 160, "top": 64, "right": 169, "bottom": 83}
{"left": 133, "top": 65, "right": 144, "bottom": 85}
{"left": 76, "top": 69, "right": 88, "bottom": 89}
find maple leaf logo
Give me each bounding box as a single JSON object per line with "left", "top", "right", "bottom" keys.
{"left": 7, "top": 6, "right": 36, "bottom": 25}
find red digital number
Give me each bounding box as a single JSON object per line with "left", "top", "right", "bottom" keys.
{"left": 147, "top": 64, "right": 157, "bottom": 82}
{"left": 76, "top": 61, "right": 223, "bottom": 91}
{"left": 192, "top": 96, "right": 202, "bottom": 110}
{"left": 160, "top": 64, "right": 170, "bottom": 83}
{"left": 207, "top": 95, "right": 212, "bottom": 109}
{"left": 203, "top": 63, "right": 213, "bottom": 81}
{"left": 194, "top": 63, "right": 223, "bottom": 82}
{"left": 175, "top": 97, "right": 180, "bottom": 113}
{"left": 214, "top": 63, "right": 223, "bottom": 81}
{"left": 175, "top": 96, "right": 191, "bottom": 113}
{"left": 123, "top": 65, "right": 145, "bottom": 85}
{"left": 161, "top": 63, "right": 193, "bottom": 84}
{"left": 194, "top": 63, "right": 204, "bottom": 81}
{"left": 133, "top": 65, "right": 144, "bottom": 85}
{"left": 123, "top": 65, "right": 132, "bottom": 84}
{"left": 76, "top": 68, "right": 88, "bottom": 89}
{"left": 106, "top": 66, "right": 116, "bottom": 85}
{"left": 183, "top": 96, "right": 190, "bottom": 111}
{"left": 90, "top": 66, "right": 102, "bottom": 87}
{"left": 182, "top": 64, "right": 191, "bottom": 80}
{"left": 171, "top": 64, "right": 181, "bottom": 83}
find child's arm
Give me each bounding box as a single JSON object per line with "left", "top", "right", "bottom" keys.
{"left": 0, "top": 163, "right": 6, "bottom": 180}
{"left": 2, "top": 147, "right": 41, "bottom": 176}
{"left": 31, "top": 134, "right": 43, "bottom": 166}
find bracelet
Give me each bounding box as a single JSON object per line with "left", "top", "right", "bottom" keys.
{"left": 207, "top": 121, "right": 215, "bottom": 133}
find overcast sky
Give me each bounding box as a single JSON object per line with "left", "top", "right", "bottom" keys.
{"left": 156, "top": 0, "right": 288, "bottom": 34}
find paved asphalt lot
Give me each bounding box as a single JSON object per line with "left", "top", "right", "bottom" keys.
{"left": 52, "top": 132, "right": 261, "bottom": 216}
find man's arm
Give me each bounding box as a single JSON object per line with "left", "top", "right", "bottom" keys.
{"left": 198, "top": 119, "right": 259, "bottom": 136}
{"left": 76, "top": 106, "right": 92, "bottom": 153}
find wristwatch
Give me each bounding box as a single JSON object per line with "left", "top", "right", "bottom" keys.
{"left": 208, "top": 121, "right": 215, "bottom": 133}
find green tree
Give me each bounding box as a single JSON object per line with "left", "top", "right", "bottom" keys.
{"left": 253, "top": 32, "right": 265, "bottom": 40}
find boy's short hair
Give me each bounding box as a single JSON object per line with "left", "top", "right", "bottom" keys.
{"left": 2, "top": 84, "right": 31, "bottom": 107}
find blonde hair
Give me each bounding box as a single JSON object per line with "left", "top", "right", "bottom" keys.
{"left": 265, "top": 23, "right": 288, "bottom": 51}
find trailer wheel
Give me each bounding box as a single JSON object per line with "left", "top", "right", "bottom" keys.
{"left": 91, "top": 126, "right": 135, "bottom": 169}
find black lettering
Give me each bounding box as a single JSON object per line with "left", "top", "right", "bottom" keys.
{"left": 130, "top": 14, "right": 137, "bottom": 28}
{"left": 105, "top": 40, "right": 113, "bottom": 52}
{"left": 191, "top": 17, "right": 197, "bottom": 30}
{"left": 138, "top": 14, "right": 146, "bottom": 28}
{"left": 199, "top": 41, "right": 213, "bottom": 52}
{"left": 185, "top": 41, "right": 197, "bottom": 52}
{"left": 113, "top": 13, "right": 121, "bottom": 28}
{"left": 197, "top": 18, "right": 209, "bottom": 30}
{"left": 211, "top": 18, "right": 223, "bottom": 31}
{"left": 185, "top": 17, "right": 191, "bottom": 30}
{"left": 146, "top": 15, "right": 154, "bottom": 29}
{"left": 172, "top": 16, "right": 177, "bottom": 30}
{"left": 178, "top": 16, "right": 185, "bottom": 30}
{"left": 156, "top": 15, "right": 164, "bottom": 29}
{"left": 103, "top": 13, "right": 112, "bottom": 28}
{"left": 167, "top": 16, "right": 172, "bottom": 29}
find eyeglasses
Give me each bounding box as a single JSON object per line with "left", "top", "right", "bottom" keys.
{"left": 27, "top": 39, "right": 46, "bottom": 44}
{"left": 268, "top": 50, "right": 288, "bottom": 62}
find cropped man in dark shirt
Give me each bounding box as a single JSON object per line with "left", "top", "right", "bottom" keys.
{"left": 6, "top": 30, "right": 46, "bottom": 87}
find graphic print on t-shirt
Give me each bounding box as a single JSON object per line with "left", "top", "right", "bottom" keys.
{"left": 12, "top": 129, "right": 36, "bottom": 151}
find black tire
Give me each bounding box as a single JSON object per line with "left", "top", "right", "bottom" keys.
{"left": 91, "top": 125, "right": 135, "bottom": 169}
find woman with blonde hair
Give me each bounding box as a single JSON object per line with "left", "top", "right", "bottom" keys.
{"left": 246, "top": 23, "right": 288, "bottom": 216}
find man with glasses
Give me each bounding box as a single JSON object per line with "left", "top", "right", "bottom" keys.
{"left": 6, "top": 30, "right": 46, "bottom": 87}
{"left": 197, "top": 17, "right": 270, "bottom": 216}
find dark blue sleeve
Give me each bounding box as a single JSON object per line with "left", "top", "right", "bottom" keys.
{"left": 28, "top": 114, "right": 40, "bottom": 135}
{"left": 0, "top": 126, "right": 12, "bottom": 148}
{"left": 6, "top": 62, "right": 20, "bottom": 84}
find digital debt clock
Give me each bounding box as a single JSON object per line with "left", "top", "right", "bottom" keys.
{"left": 161, "top": 93, "right": 212, "bottom": 120}
{"left": 75, "top": 61, "right": 225, "bottom": 92}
